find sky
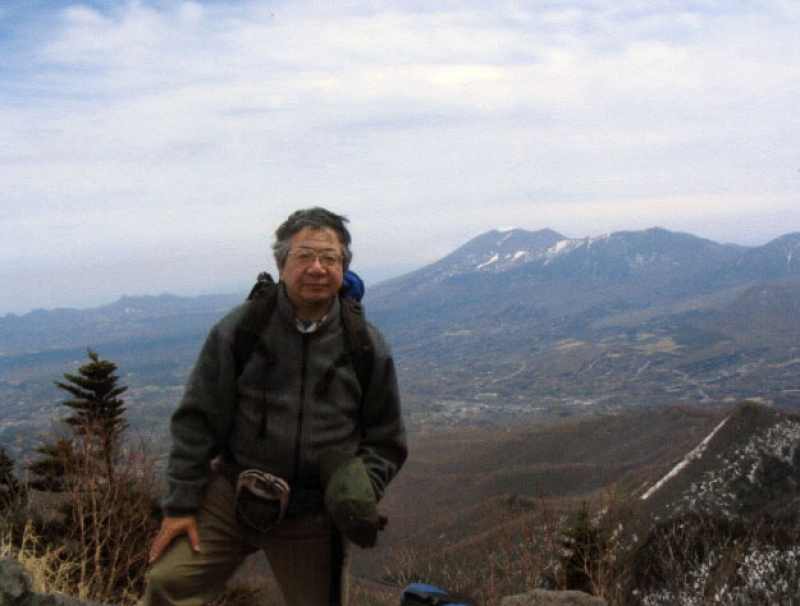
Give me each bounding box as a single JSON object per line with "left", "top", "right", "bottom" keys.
{"left": 1, "top": 0, "right": 799, "bottom": 316}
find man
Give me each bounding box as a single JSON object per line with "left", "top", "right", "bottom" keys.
{"left": 145, "top": 208, "right": 407, "bottom": 606}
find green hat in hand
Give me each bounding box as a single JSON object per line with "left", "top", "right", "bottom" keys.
{"left": 319, "top": 448, "right": 380, "bottom": 548}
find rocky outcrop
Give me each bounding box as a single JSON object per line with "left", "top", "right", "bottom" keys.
{"left": 501, "top": 588, "right": 606, "bottom": 606}
{"left": 2, "top": 557, "right": 606, "bottom": 606}
{"left": 0, "top": 558, "right": 101, "bottom": 606}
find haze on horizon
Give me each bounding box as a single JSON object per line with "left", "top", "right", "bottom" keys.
{"left": 2, "top": 1, "right": 799, "bottom": 316}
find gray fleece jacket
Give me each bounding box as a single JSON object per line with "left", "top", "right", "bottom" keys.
{"left": 162, "top": 284, "right": 407, "bottom": 516}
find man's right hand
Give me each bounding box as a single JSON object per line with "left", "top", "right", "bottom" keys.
{"left": 148, "top": 515, "right": 201, "bottom": 564}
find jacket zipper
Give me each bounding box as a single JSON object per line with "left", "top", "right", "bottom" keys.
{"left": 258, "top": 401, "right": 267, "bottom": 439}
{"left": 292, "top": 334, "right": 309, "bottom": 483}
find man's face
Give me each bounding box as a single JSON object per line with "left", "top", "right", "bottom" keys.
{"left": 279, "top": 226, "right": 345, "bottom": 319}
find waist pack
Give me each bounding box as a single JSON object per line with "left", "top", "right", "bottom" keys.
{"left": 235, "top": 469, "right": 291, "bottom": 533}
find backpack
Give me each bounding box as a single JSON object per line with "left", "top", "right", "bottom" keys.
{"left": 231, "top": 271, "right": 374, "bottom": 394}
{"left": 400, "top": 583, "right": 480, "bottom": 606}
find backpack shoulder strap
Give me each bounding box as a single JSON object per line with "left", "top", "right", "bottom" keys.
{"left": 339, "top": 295, "right": 374, "bottom": 393}
{"left": 232, "top": 273, "right": 278, "bottom": 377}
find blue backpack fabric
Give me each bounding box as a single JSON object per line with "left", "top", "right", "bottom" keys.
{"left": 400, "top": 583, "right": 479, "bottom": 606}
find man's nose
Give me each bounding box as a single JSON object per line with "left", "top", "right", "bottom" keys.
{"left": 306, "top": 256, "right": 326, "bottom": 271}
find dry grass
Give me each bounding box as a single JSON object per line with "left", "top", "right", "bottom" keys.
{"left": 1, "top": 520, "right": 81, "bottom": 596}
{"left": 2, "top": 431, "right": 161, "bottom": 606}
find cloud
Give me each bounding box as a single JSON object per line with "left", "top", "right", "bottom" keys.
{"left": 1, "top": 0, "right": 799, "bottom": 314}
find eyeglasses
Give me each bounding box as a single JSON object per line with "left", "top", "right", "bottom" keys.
{"left": 286, "top": 248, "right": 344, "bottom": 268}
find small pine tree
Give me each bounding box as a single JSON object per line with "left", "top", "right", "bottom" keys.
{"left": 24, "top": 350, "right": 160, "bottom": 605}
{"left": 55, "top": 348, "right": 128, "bottom": 477}
{"left": 560, "top": 501, "right": 608, "bottom": 594}
{"left": 0, "top": 445, "right": 24, "bottom": 510}
{"left": 26, "top": 437, "right": 76, "bottom": 491}
{"left": 28, "top": 349, "right": 128, "bottom": 490}
{"left": 55, "top": 349, "right": 128, "bottom": 453}
{"left": 0, "top": 445, "right": 29, "bottom": 543}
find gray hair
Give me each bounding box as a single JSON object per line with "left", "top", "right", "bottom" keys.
{"left": 272, "top": 207, "right": 353, "bottom": 271}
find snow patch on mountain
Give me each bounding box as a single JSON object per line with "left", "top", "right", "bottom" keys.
{"left": 641, "top": 416, "right": 730, "bottom": 501}
{"left": 649, "top": 410, "right": 800, "bottom": 519}
{"left": 543, "top": 238, "right": 585, "bottom": 264}
{"left": 683, "top": 417, "right": 800, "bottom": 513}
{"left": 469, "top": 231, "right": 636, "bottom": 271}
{"left": 476, "top": 253, "right": 500, "bottom": 270}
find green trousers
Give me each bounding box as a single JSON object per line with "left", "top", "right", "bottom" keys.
{"left": 144, "top": 474, "right": 348, "bottom": 606}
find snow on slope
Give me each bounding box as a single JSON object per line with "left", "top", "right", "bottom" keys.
{"left": 640, "top": 404, "right": 800, "bottom": 520}
{"left": 641, "top": 415, "right": 730, "bottom": 501}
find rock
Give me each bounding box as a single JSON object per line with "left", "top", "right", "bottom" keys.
{"left": 534, "top": 569, "right": 558, "bottom": 591}
{"left": 1, "top": 558, "right": 32, "bottom": 606}
{"left": 0, "top": 559, "right": 103, "bottom": 606}
{"left": 4, "top": 556, "right": 608, "bottom": 606}
{"left": 501, "top": 588, "right": 607, "bottom": 606}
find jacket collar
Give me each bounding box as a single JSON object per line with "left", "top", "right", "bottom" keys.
{"left": 276, "top": 282, "right": 340, "bottom": 333}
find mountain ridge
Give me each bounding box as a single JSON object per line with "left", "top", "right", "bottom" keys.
{"left": 637, "top": 399, "right": 800, "bottom": 521}
{"left": 3, "top": 226, "right": 798, "bottom": 326}
{"left": 2, "top": 225, "right": 800, "bottom": 449}
{"left": 360, "top": 227, "right": 800, "bottom": 429}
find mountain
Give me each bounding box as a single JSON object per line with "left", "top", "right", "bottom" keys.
{"left": 0, "top": 293, "right": 240, "bottom": 355}
{"left": 369, "top": 227, "right": 800, "bottom": 330}
{"left": 2, "top": 227, "right": 800, "bottom": 453}
{"left": 366, "top": 228, "right": 800, "bottom": 428}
